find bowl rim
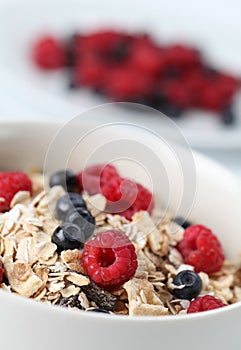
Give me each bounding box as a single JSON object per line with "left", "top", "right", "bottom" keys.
{"left": 0, "top": 288, "right": 240, "bottom": 323}
{"left": 1, "top": 118, "right": 241, "bottom": 322}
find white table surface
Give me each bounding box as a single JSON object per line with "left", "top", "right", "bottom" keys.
{"left": 0, "top": 0, "right": 240, "bottom": 179}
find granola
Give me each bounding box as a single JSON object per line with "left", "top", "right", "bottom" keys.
{"left": 1, "top": 171, "right": 241, "bottom": 316}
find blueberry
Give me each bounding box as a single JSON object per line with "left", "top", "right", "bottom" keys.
{"left": 87, "top": 308, "right": 110, "bottom": 314}
{"left": 171, "top": 270, "right": 202, "bottom": 300}
{"left": 52, "top": 223, "right": 85, "bottom": 252}
{"left": 221, "top": 106, "right": 235, "bottom": 126}
{"left": 49, "top": 169, "right": 77, "bottom": 192}
{"left": 174, "top": 217, "right": 192, "bottom": 229}
{"left": 55, "top": 193, "right": 87, "bottom": 220}
{"left": 65, "top": 207, "right": 95, "bottom": 241}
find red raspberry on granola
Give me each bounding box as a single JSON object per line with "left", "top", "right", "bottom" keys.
{"left": 187, "top": 295, "right": 226, "bottom": 313}
{"left": 82, "top": 230, "right": 138, "bottom": 291}
{"left": 0, "top": 172, "right": 32, "bottom": 212}
{"left": 177, "top": 225, "right": 225, "bottom": 274}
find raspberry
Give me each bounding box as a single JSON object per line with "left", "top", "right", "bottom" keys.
{"left": 82, "top": 230, "right": 138, "bottom": 291}
{"left": 77, "top": 164, "right": 119, "bottom": 195}
{"left": 0, "top": 261, "right": 3, "bottom": 284}
{"left": 129, "top": 45, "right": 165, "bottom": 75}
{"left": 81, "top": 31, "right": 127, "bottom": 54}
{"left": 177, "top": 225, "right": 225, "bottom": 274}
{"left": 187, "top": 295, "right": 226, "bottom": 313}
{"left": 165, "top": 45, "right": 201, "bottom": 70}
{"left": 120, "top": 183, "right": 153, "bottom": 220}
{"left": 164, "top": 80, "right": 192, "bottom": 108}
{"left": 199, "top": 84, "right": 228, "bottom": 111}
{"left": 78, "top": 163, "right": 154, "bottom": 220}
{"left": 102, "top": 177, "right": 138, "bottom": 212}
{"left": 217, "top": 74, "right": 240, "bottom": 99}
{"left": 33, "top": 36, "right": 66, "bottom": 69}
{"left": 105, "top": 67, "right": 152, "bottom": 101}
{"left": 73, "top": 59, "right": 107, "bottom": 88}
{"left": 0, "top": 172, "right": 32, "bottom": 212}
{"left": 180, "top": 72, "right": 207, "bottom": 107}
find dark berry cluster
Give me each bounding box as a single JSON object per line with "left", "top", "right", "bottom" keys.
{"left": 49, "top": 169, "right": 96, "bottom": 252}
{"left": 33, "top": 30, "right": 240, "bottom": 124}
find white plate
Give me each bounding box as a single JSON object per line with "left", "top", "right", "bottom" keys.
{"left": 0, "top": 0, "right": 241, "bottom": 149}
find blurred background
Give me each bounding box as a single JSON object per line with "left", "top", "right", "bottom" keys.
{"left": 0, "top": 0, "right": 240, "bottom": 176}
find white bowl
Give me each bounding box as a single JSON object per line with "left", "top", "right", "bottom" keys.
{"left": 0, "top": 119, "right": 241, "bottom": 350}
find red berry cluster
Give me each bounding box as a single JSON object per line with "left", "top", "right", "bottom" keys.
{"left": 0, "top": 172, "right": 32, "bottom": 212}
{"left": 77, "top": 164, "right": 153, "bottom": 220}
{"left": 187, "top": 295, "right": 226, "bottom": 313}
{"left": 177, "top": 225, "right": 225, "bottom": 274}
{"left": 32, "top": 30, "right": 240, "bottom": 124}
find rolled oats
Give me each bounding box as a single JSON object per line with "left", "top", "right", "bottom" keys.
{"left": 78, "top": 291, "right": 90, "bottom": 309}
{"left": 1, "top": 173, "right": 240, "bottom": 317}
{"left": 61, "top": 285, "right": 80, "bottom": 298}
{"left": 66, "top": 272, "right": 90, "bottom": 287}
{"left": 10, "top": 191, "right": 31, "bottom": 208}
{"left": 61, "top": 249, "right": 85, "bottom": 273}
{"left": 4, "top": 261, "right": 44, "bottom": 297}
{"left": 124, "top": 278, "right": 169, "bottom": 316}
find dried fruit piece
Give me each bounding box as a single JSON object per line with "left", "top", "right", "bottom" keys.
{"left": 81, "top": 282, "right": 117, "bottom": 311}
{"left": 58, "top": 294, "right": 82, "bottom": 309}
{"left": 87, "top": 308, "right": 111, "bottom": 314}
{"left": 0, "top": 261, "right": 3, "bottom": 284}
